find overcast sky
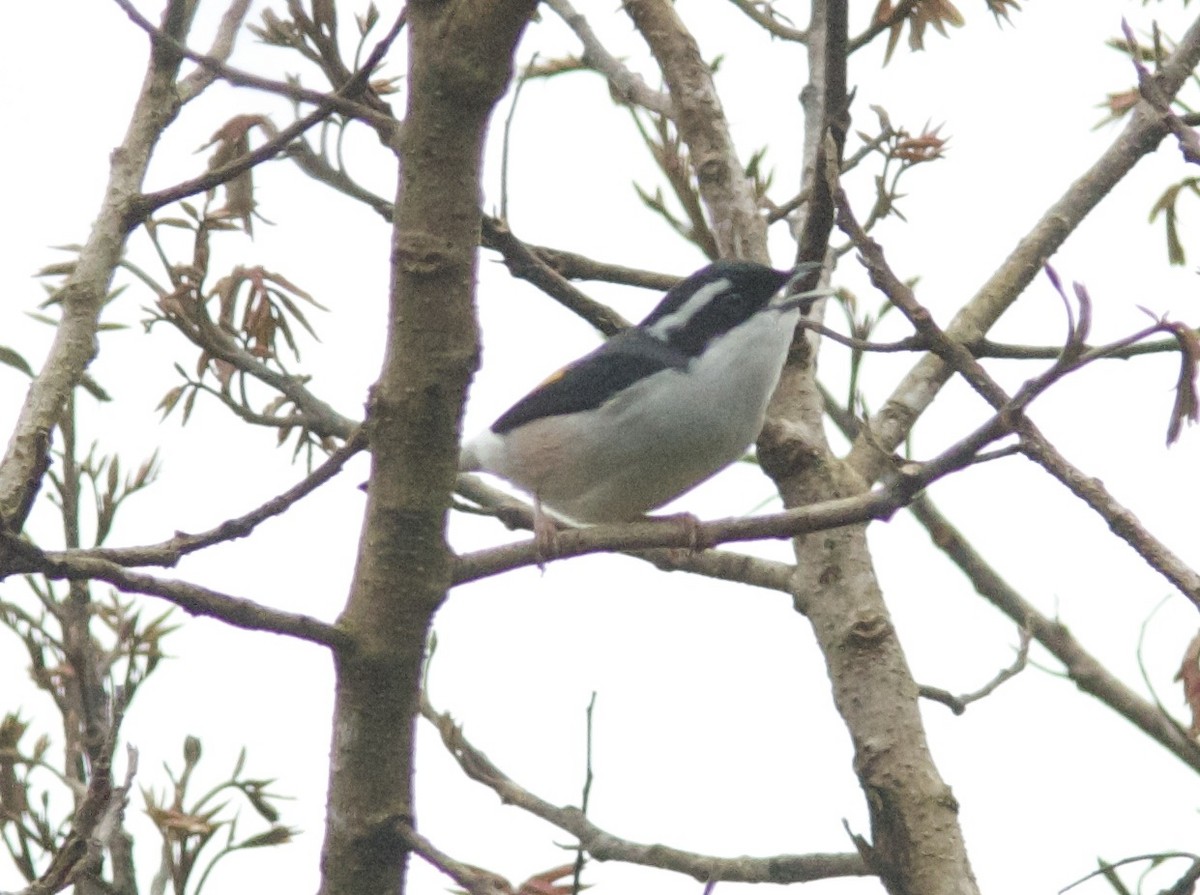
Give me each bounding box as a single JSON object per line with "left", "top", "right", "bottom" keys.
{"left": 4, "top": 2, "right": 1200, "bottom": 894}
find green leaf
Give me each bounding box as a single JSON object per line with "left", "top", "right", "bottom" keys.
{"left": 0, "top": 345, "right": 34, "bottom": 377}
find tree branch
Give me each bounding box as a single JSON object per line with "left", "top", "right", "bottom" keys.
{"left": 453, "top": 474, "right": 798, "bottom": 592}
{"left": 129, "top": 7, "right": 407, "bottom": 222}
{"left": 624, "top": 0, "right": 768, "bottom": 261}
{"left": 421, "top": 696, "right": 869, "bottom": 883}
{"left": 155, "top": 303, "right": 358, "bottom": 441}
{"left": 763, "top": 1, "right": 981, "bottom": 891}
{"left": 838, "top": 193, "right": 1200, "bottom": 611}
{"left": 910, "top": 494, "right": 1200, "bottom": 773}
{"left": 46, "top": 429, "right": 366, "bottom": 570}
{"left": 480, "top": 218, "right": 630, "bottom": 336}
{"left": 455, "top": 391, "right": 1029, "bottom": 583}
{"left": 726, "top": 0, "right": 807, "bottom": 42}
{"left": 317, "top": 3, "right": 540, "bottom": 894}
{"left": 845, "top": 10, "right": 1200, "bottom": 484}
{"left": 112, "top": 0, "right": 393, "bottom": 123}
{"left": 818, "top": 384, "right": 1200, "bottom": 775}
{"left": 16, "top": 745, "right": 137, "bottom": 895}
{"left": 919, "top": 627, "right": 1031, "bottom": 715}
{"left": 4, "top": 542, "right": 347, "bottom": 649}
{"left": 545, "top": 0, "right": 673, "bottom": 116}
{"left": 0, "top": 0, "right": 204, "bottom": 534}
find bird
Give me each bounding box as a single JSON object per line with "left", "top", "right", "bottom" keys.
{"left": 459, "top": 259, "right": 822, "bottom": 530}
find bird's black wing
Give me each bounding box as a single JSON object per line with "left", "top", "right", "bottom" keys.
{"left": 491, "top": 330, "right": 690, "bottom": 435}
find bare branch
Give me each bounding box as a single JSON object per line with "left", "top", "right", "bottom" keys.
{"left": 176, "top": 0, "right": 253, "bottom": 101}
{"left": 396, "top": 824, "right": 514, "bottom": 895}
{"left": 919, "top": 628, "right": 1031, "bottom": 715}
{"left": 421, "top": 695, "right": 869, "bottom": 883}
{"left": 481, "top": 218, "right": 630, "bottom": 336}
{"left": 970, "top": 332, "right": 1200, "bottom": 361}
{"left": 51, "top": 429, "right": 366, "bottom": 570}
{"left": 129, "top": 7, "right": 408, "bottom": 221}
{"left": 277, "top": 141, "right": 673, "bottom": 336}
{"left": 522, "top": 244, "right": 678, "bottom": 291}
{"left": 912, "top": 496, "right": 1200, "bottom": 772}
{"left": 846, "top": 11, "right": 1200, "bottom": 484}
{"left": 837, "top": 194, "right": 1200, "bottom": 609}
{"left": 818, "top": 386, "right": 1200, "bottom": 774}
{"left": 0, "top": 0, "right": 202, "bottom": 532}
{"left": 3, "top": 541, "right": 347, "bottom": 649}
{"left": 453, "top": 473, "right": 797, "bottom": 592}
{"left": 1123, "top": 19, "right": 1200, "bottom": 166}
{"left": 455, "top": 395, "right": 1021, "bottom": 583}
{"left": 625, "top": 0, "right": 768, "bottom": 260}
{"left": 113, "top": 0, "right": 393, "bottom": 123}
{"left": 545, "top": 0, "right": 673, "bottom": 116}
{"left": 726, "top": 0, "right": 806, "bottom": 42}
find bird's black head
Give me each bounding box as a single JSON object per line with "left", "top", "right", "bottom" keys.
{"left": 640, "top": 260, "right": 792, "bottom": 357}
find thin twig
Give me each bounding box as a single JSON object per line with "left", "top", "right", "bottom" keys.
{"left": 1123, "top": 18, "right": 1200, "bottom": 165}
{"left": 128, "top": 6, "right": 408, "bottom": 222}
{"left": 481, "top": 217, "right": 631, "bottom": 336}
{"left": 919, "top": 628, "right": 1032, "bottom": 715}
{"left": 820, "top": 384, "right": 1200, "bottom": 775}
{"left": 725, "top": 0, "right": 806, "bottom": 41}
{"left": 837, "top": 191, "right": 1200, "bottom": 610}
{"left": 49, "top": 429, "right": 366, "bottom": 569}
{"left": 113, "top": 0, "right": 394, "bottom": 122}
{"left": 546, "top": 0, "right": 673, "bottom": 116}
{"left": 572, "top": 692, "right": 598, "bottom": 895}
{"left": 846, "top": 12, "right": 1200, "bottom": 483}
{"left": 4, "top": 543, "right": 348, "bottom": 649}
{"left": 421, "top": 694, "right": 869, "bottom": 883}
{"left": 397, "top": 823, "right": 512, "bottom": 895}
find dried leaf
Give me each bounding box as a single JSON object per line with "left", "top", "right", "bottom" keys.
{"left": 1164, "top": 321, "right": 1200, "bottom": 445}
{"left": 893, "top": 123, "right": 947, "bottom": 162}
{"left": 145, "top": 804, "right": 220, "bottom": 837}
{"left": 202, "top": 115, "right": 271, "bottom": 234}
{"left": 1178, "top": 631, "right": 1200, "bottom": 736}
{"left": 181, "top": 387, "right": 199, "bottom": 424}
{"left": 986, "top": 0, "right": 1020, "bottom": 24}
{"left": 157, "top": 385, "right": 186, "bottom": 419}
{"left": 516, "top": 865, "right": 579, "bottom": 895}
{"left": 235, "top": 825, "right": 297, "bottom": 848}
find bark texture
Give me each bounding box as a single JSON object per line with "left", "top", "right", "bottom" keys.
{"left": 317, "top": 4, "right": 536, "bottom": 895}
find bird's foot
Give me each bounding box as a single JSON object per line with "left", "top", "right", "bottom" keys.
{"left": 532, "top": 497, "right": 561, "bottom": 571}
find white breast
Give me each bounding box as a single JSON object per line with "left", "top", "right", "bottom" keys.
{"left": 463, "top": 306, "right": 798, "bottom": 523}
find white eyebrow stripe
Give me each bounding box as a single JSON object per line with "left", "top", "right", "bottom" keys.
{"left": 644, "top": 277, "right": 732, "bottom": 338}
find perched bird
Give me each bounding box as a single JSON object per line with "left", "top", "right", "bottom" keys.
{"left": 460, "top": 259, "right": 821, "bottom": 527}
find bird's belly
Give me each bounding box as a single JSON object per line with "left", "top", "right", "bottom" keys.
{"left": 469, "top": 308, "right": 797, "bottom": 523}
{"left": 537, "top": 316, "right": 792, "bottom": 521}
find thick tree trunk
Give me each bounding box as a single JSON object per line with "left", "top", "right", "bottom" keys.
{"left": 317, "top": 4, "right": 536, "bottom": 895}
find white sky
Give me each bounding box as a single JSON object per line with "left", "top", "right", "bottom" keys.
{"left": 4, "top": 2, "right": 1200, "bottom": 894}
